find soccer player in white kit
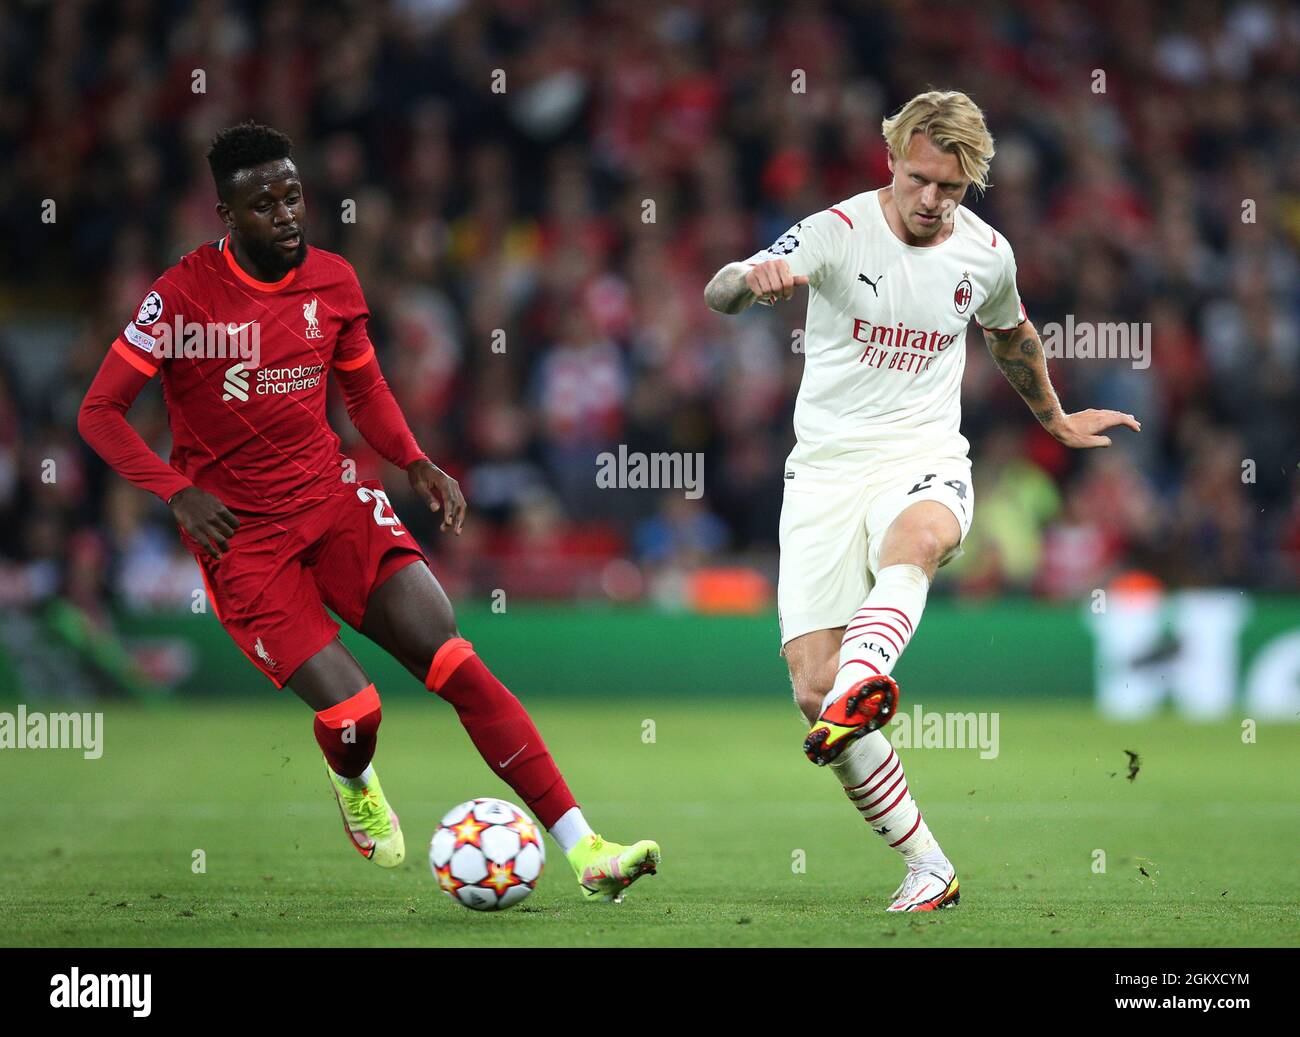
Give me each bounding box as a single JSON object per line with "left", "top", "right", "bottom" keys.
{"left": 704, "top": 91, "right": 1140, "bottom": 911}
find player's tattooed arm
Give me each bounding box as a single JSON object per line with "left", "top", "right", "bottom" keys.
{"left": 704, "top": 262, "right": 759, "bottom": 314}
{"left": 983, "top": 321, "right": 1060, "bottom": 419}
{"left": 983, "top": 321, "right": 1141, "bottom": 449}
{"left": 705, "top": 260, "right": 809, "bottom": 314}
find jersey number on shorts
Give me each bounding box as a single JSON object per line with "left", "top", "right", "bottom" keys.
{"left": 356, "top": 486, "right": 400, "bottom": 528}
{"left": 907, "top": 473, "right": 968, "bottom": 500}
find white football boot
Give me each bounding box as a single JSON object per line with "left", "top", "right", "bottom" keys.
{"left": 887, "top": 856, "right": 960, "bottom": 912}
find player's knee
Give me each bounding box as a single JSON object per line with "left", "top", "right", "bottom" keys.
{"left": 913, "top": 529, "right": 949, "bottom": 568}
{"left": 428, "top": 624, "right": 460, "bottom": 656}
{"left": 423, "top": 632, "right": 479, "bottom": 695}
{"left": 418, "top": 601, "right": 461, "bottom": 666}
{"left": 883, "top": 527, "right": 948, "bottom": 573}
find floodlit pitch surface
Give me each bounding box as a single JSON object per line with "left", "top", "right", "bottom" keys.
{"left": 4, "top": 697, "right": 1296, "bottom": 947}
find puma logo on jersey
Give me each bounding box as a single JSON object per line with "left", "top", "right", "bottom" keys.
{"left": 858, "top": 272, "right": 883, "bottom": 296}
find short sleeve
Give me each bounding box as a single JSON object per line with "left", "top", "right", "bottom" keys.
{"left": 974, "top": 236, "right": 1027, "bottom": 332}
{"left": 332, "top": 262, "right": 375, "bottom": 371}
{"left": 113, "top": 275, "right": 186, "bottom": 376}
{"left": 743, "top": 208, "right": 848, "bottom": 289}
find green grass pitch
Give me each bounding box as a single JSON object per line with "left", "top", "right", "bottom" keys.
{"left": 4, "top": 695, "right": 1297, "bottom": 947}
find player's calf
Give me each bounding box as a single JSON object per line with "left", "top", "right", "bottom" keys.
{"left": 424, "top": 637, "right": 581, "bottom": 829}
{"left": 784, "top": 628, "right": 843, "bottom": 724}
{"left": 424, "top": 637, "right": 663, "bottom": 901}
{"left": 313, "top": 683, "right": 405, "bottom": 867}
{"left": 313, "top": 683, "right": 382, "bottom": 775}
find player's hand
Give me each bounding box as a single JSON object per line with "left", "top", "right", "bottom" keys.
{"left": 408, "top": 459, "right": 466, "bottom": 534}
{"left": 169, "top": 487, "right": 240, "bottom": 559}
{"left": 744, "top": 260, "right": 809, "bottom": 306}
{"left": 1043, "top": 409, "right": 1142, "bottom": 449}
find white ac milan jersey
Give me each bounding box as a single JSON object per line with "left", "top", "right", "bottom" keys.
{"left": 745, "top": 188, "right": 1025, "bottom": 476}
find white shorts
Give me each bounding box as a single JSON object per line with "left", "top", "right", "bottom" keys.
{"left": 777, "top": 460, "right": 974, "bottom": 647}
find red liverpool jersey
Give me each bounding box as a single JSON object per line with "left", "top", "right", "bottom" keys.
{"left": 96, "top": 237, "right": 425, "bottom": 520}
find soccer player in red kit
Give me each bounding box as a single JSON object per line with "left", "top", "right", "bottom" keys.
{"left": 78, "top": 122, "right": 660, "bottom": 902}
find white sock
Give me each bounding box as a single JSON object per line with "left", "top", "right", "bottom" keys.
{"left": 548, "top": 806, "right": 594, "bottom": 855}
{"left": 824, "top": 563, "right": 929, "bottom": 708}
{"left": 331, "top": 762, "right": 374, "bottom": 790}
{"left": 830, "top": 732, "right": 941, "bottom": 863}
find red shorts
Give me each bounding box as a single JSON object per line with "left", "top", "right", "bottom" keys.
{"left": 184, "top": 479, "right": 428, "bottom": 688}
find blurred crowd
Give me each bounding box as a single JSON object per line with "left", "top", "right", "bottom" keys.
{"left": 1, "top": 0, "right": 1298, "bottom": 615}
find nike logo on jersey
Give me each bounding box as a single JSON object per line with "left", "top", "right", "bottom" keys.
{"left": 226, "top": 321, "right": 256, "bottom": 336}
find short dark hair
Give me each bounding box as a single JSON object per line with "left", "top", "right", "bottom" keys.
{"left": 207, "top": 121, "right": 294, "bottom": 199}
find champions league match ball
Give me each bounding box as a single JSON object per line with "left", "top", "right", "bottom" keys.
{"left": 430, "top": 798, "right": 546, "bottom": 911}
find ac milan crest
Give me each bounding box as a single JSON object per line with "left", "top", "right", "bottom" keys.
{"left": 954, "top": 277, "right": 973, "bottom": 314}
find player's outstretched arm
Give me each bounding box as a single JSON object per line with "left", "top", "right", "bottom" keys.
{"left": 983, "top": 320, "right": 1141, "bottom": 449}
{"left": 704, "top": 260, "right": 808, "bottom": 315}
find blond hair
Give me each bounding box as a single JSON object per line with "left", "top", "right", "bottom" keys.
{"left": 881, "top": 90, "right": 995, "bottom": 192}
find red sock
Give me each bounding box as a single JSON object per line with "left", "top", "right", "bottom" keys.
{"left": 314, "top": 684, "right": 382, "bottom": 778}
{"left": 425, "top": 638, "right": 578, "bottom": 828}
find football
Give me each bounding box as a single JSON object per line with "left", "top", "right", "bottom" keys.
{"left": 429, "top": 798, "right": 546, "bottom": 911}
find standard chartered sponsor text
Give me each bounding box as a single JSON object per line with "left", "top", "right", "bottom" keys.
{"left": 255, "top": 363, "right": 325, "bottom": 393}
